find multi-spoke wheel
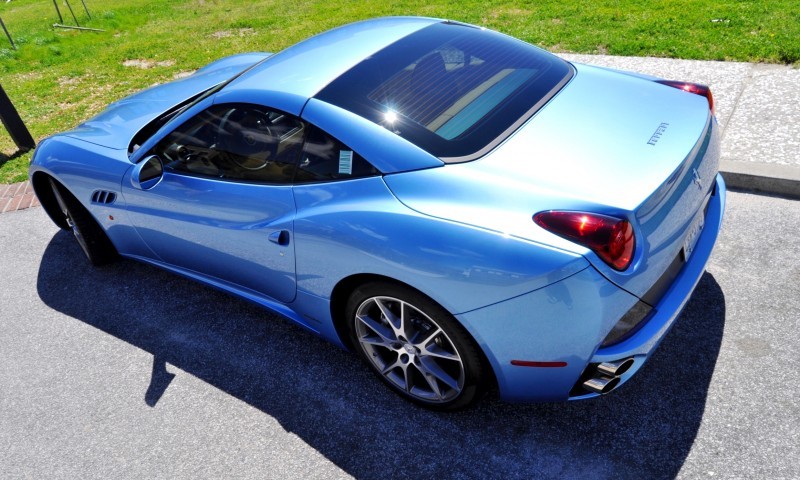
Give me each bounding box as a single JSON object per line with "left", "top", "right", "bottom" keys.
{"left": 347, "top": 282, "right": 488, "bottom": 410}
{"left": 49, "top": 179, "right": 117, "bottom": 266}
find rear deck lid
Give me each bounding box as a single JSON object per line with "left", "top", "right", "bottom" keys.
{"left": 384, "top": 63, "right": 719, "bottom": 298}
{"left": 487, "top": 63, "right": 713, "bottom": 211}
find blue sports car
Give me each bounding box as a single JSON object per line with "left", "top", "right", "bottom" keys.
{"left": 30, "top": 17, "right": 725, "bottom": 410}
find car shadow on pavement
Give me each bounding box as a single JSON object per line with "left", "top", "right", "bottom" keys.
{"left": 37, "top": 230, "right": 725, "bottom": 480}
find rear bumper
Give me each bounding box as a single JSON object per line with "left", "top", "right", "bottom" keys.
{"left": 570, "top": 173, "right": 726, "bottom": 398}
{"left": 456, "top": 174, "right": 726, "bottom": 402}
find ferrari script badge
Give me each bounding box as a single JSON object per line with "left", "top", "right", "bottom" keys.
{"left": 647, "top": 122, "right": 669, "bottom": 145}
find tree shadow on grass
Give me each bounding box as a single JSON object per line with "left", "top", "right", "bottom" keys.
{"left": 37, "top": 230, "right": 725, "bottom": 479}
{"left": 0, "top": 148, "right": 28, "bottom": 168}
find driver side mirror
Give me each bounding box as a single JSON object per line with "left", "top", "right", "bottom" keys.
{"left": 131, "top": 155, "right": 164, "bottom": 190}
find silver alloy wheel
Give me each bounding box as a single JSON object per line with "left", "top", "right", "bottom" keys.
{"left": 354, "top": 295, "right": 465, "bottom": 403}
{"left": 47, "top": 178, "right": 118, "bottom": 266}
{"left": 50, "top": 179, "right": 91, "bottom": 260}
{"left": 66, "top": 213, "right": 92, "bottom": 259}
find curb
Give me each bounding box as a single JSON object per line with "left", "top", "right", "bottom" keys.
{"left": 720, "top": 161, "right": 800, "bottom": 199}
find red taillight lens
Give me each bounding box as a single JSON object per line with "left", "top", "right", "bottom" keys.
{"left": 656, "top": 79, "right": 715, "bottom": 116}
{"left": 533, "top": 211, "right": 635, "bottom": 271}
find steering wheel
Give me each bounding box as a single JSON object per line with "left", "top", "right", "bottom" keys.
{"left": 217, "top": 108, "right": 279, "bottom": 171}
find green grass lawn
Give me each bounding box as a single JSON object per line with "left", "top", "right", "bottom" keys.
{"left": 1, "top": 0, "right": 798, "bottom": 183}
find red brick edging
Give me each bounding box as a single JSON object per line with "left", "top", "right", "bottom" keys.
{"left": 0, "top": 181, "right": 41, "bottom": 214}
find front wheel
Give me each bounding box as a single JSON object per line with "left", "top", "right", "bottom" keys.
{"left": 346, "top": 282, "right": 489, "bottom": 411}
{"left": 49, "top": 179, "right": 117, "bottom": 266}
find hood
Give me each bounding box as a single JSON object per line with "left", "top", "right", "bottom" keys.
{"left": 63, "top": 52, "right": 271, "bottom": 150}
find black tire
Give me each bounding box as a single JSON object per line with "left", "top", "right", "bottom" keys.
{"left": 49, "top": 179, "right": 118, "bottom": 266}
{"left": 346, "top": 281, "right": 489, "bottom": 411}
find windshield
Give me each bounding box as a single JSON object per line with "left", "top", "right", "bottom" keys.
{"left": 128, "top": 55, "right": 272, "bottom": 157}
{"left": 315, "top": 21, "right": 573, "bottom": 161}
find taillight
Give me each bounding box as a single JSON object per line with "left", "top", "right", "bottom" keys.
{"left": 533, "top": 211, "right": 635, "bottom": 271}
{"left": 655, "top": 79, "right": 715, "bottom": 116}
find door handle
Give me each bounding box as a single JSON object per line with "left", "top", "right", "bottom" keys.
{"left": 268, "top": 230, "right": 291, "bottom": 246}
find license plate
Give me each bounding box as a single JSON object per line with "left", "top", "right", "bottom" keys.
{"left": 682, "top": 210, "right": 705, "bottom": 261}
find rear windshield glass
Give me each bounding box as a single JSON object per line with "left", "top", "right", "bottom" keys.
{"left": 315, "top": 21, "right": 573, "bottom": 161}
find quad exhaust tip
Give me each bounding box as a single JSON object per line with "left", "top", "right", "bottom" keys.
{"left": 583, "top": 375, "right": 620, "bottom": 395}
{"left": 582, "top": 357, "right": 635, "bottom": 395}
{"left": 596, "top": 358, "right": 635, "bottom": 377}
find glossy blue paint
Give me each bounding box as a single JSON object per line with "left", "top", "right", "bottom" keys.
{"left": 456, "top": 266, "right": 639, "bottom": 402}
{"left": 292, "top": 176, "right": 587, "bottom": 316}
{"left": 592, "top": 175, "right": 726, "bottom": 362}
{"left": 489, "top": 63, "right": 712, "bottom": 210}
{"left": 385, "top": 63, "right": 720, "bottom": 299}
{"left": 460, "top": 174, "right": 725, "bottom": 402}
{"left": 226, "top": 17, "right": 438, "bottom": 99}
{"left": 570, "top": 174, "right": 727, "bottom": 400}
{"left": 29, "top": 17, "right": 726, "bottom": 405}
{"left": 121, "top": 170, "right": 298, "bottom": 303}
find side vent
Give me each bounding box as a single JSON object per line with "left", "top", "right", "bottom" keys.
{"left": 90, "top": 190, "right": 117, "bottom": 205}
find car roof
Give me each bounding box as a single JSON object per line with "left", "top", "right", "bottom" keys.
{"left": 224, "top": 17, "right": 441, "bottom": 101}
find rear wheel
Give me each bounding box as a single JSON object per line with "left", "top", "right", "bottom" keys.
{"left": 49, "top": 179, "right": 117, "bottom": 266}
{"left": 346, "top": 282, "right": 488, "bottom": 411}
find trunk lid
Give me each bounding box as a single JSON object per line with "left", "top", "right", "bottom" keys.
{"left": 485, "top": 63, "right": 713, "bottom": 211}
{"left": 384, "top": 63, "right": 720, "bottom": 299}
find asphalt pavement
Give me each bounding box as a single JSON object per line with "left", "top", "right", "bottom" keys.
{"left": 1, "top": 54, "right": 799, "bottom": 479}
{"left": 1, "top": 190, "right": 798, "bottom": 479}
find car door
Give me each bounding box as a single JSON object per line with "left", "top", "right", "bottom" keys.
{"left": 121, "top": 103, "right": 306, "bottom": 303}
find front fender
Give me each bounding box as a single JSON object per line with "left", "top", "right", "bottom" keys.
{"left": 29, "top": 135, "right": 151, "bottom": 257}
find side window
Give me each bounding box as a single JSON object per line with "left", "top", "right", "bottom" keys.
{"left": 295, "top": 126, "right": 380, "bottom": 183}
{"left": 152, "top": 104, "right": 306, "bottom": 183}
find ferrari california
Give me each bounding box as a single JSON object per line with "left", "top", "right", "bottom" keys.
{"left": 29, "top": 17, "right": 725, "bottom": 410}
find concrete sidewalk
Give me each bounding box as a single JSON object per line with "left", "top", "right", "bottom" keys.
{"left": 1, "top": 54, "right": 798, "bottom": 215}
{"left": 562, "top": 54, "right": 800, "bottom": 199}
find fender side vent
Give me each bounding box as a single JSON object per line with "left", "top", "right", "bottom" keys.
{"left": 91, "top": 190, "right": 117, "bottom": 205}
